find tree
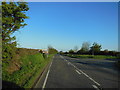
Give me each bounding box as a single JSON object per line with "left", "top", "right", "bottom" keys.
{"left": 77, "top": 48, "right": 85, "bottom": 54}
{"left": 90, "top": 42, "right": 102, "bottom": 55}
{"left": 2, "top": 2, "right": 29, "bottom": 61}
{"left": 77, "top": 42, "right": 90, "bottom": 54}
{"left": 74, "top": 46, "right": 79, "bottom": 52}
{"left": 81, "top": 42, "right": 90, "bottom": 52}
{"left": 103, "top": 49, "right": 109, "bottom": 55}
{"left": 59, "top": 51, "right": 63, "bottom": 54}
{"left": 48, "top": 46, "right": 58, "bottom": 54}
{"left": 69, "top": 49, "right": 74, "bottom": 54}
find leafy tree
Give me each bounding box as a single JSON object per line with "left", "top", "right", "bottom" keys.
{"left": 59, "top": 51, "right": 63, "bottom": 54}
{"left": 90, "top": 42, "right": 102, "bottom": 55}
{"left": 64, "top": 51, "right": 68, "bottom": 54}
{"left": 103, "top": 49, "right": 109, "bottom": 55}
{"left": 74, "top": 46, "right": 78, "bottom": 52}
{"left": 69, "top": 49, "right": 74, "bottom": 54}
{"left": 81, "top": 42, "right": 90, "bottom": 52}
{"left": 2, "top": 2, "right": 29, "bottom": 61}
{"left": 77, "top": 42, "right": 90, "bottom": 54}
{"left": 48, "top": 46, "right": 58, "bottom": 54}
{"left": 77, "top": 48, "right": 85, "bottom": 54}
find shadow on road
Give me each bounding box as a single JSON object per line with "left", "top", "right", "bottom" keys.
{"left": 76, "top": 61, "right": 117, "bottom": 70}
{"left": 74, "top": 60, "right": 120, "bottom": 76}
{"left": 105, "top": 58, "right": 120, "bottom": 61}
{"left": 65, "top": 56, "right": 120, "bottom": 72}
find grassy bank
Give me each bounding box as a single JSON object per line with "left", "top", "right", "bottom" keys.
{"left": 2, "top": 51, "right": 54, "bottom": 88}
{"left": 65, "top": 54, "right": 117, "bottom": 59}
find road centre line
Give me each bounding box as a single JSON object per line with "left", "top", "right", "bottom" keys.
{"left": 42, "top": 56, "right": 54, "bottom": 89}
{"left": 60, "top": 55, "right": 101, "bottom": 86}
{"left": 77, "top": 69, "right": 100, "bottom": 86}
{"left": 69, "top": 61, "right": 101, "bottom": 86}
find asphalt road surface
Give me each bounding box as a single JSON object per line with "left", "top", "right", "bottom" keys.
{"left": 35, "top": 54, "right": 120, "bottom": 89}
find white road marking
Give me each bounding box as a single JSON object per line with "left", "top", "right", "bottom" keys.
{"left": 42, "top": 69, "right": 50, "bottom": 89}
{"left": 60, "top": 55, "right": 101, "bottom": 86}
{"left": 60, "top": 55, "right": 64, "bottom": 59}
{"left": 68, "top": 62, "right": 70, "bottom": 65}
{"left": 75, "top": 70, "right": 81, "bottom": 75}
{"left": 78, "top": 69, "right": 100, "bottom": 86}
{"left": 42, "top": 56, "right": 54, "bottom": 90}
{"left": 92, "top": 85, "right": 100, "bottom": 90}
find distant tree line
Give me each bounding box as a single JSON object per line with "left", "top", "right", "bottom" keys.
{"left": 59, "top": 42, "right": 120, "bottom": 57}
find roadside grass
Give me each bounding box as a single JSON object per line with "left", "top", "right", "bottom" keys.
{"left": 2, "top": 53, "right": 54, "bottom": 88}
{"left": 23, "top": 54, "right": 54, "bottom": 88}
{"left": 66, "top": 54, "right": 117, "bottom": 59}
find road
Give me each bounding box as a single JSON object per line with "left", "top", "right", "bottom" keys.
{"left": 34, "top": 54, "right": 120, "bottom": 89}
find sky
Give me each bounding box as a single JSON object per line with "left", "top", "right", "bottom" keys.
{"left": 6, "top": 0, "right": 119, "bottom": 2}
{"left": 14, "top": 2, "right": 118, "bottom": 51}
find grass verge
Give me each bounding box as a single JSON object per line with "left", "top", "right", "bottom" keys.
{"left": 65, "top": 54, "right": 117, "bottom": 59}
{"left": 2, "top": 53, "right": 54, "bottom": 88}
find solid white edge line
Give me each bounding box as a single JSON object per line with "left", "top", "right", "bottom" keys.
{"left": 75, "top": 70, "right": 81, "bottom": 75}
{"left": 68, "top": 62, "right": 70, "bottom": 65}
{"left": 42, "top": 70, "right": 50, "bottom": 89}
{"left": 42, "top": 56, "right": 54, "bottom": 90}
{"left": 92, "top": 85, "right": 100, "bottom": 90}
{"left": 60, "top": 55, "right": 101, "bottom": 86}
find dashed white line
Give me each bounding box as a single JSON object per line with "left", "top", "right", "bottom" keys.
{"left": 60, "top": 55, "right": 101, "bottom": 86}
{"left": 42, "top": 56, "right": 54, "bottom": 90}
{"left": 92, "top": 85, "right": 100, "bottom": 90}
{"left": 75, "top": 70, "right": 81, "bottom": 75}
{"left": 78, "top": 69, "right": 100, "bottom": 86}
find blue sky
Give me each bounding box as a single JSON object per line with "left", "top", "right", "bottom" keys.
{"left": 14, "top": 2, "right": 118, "bottom": 51}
